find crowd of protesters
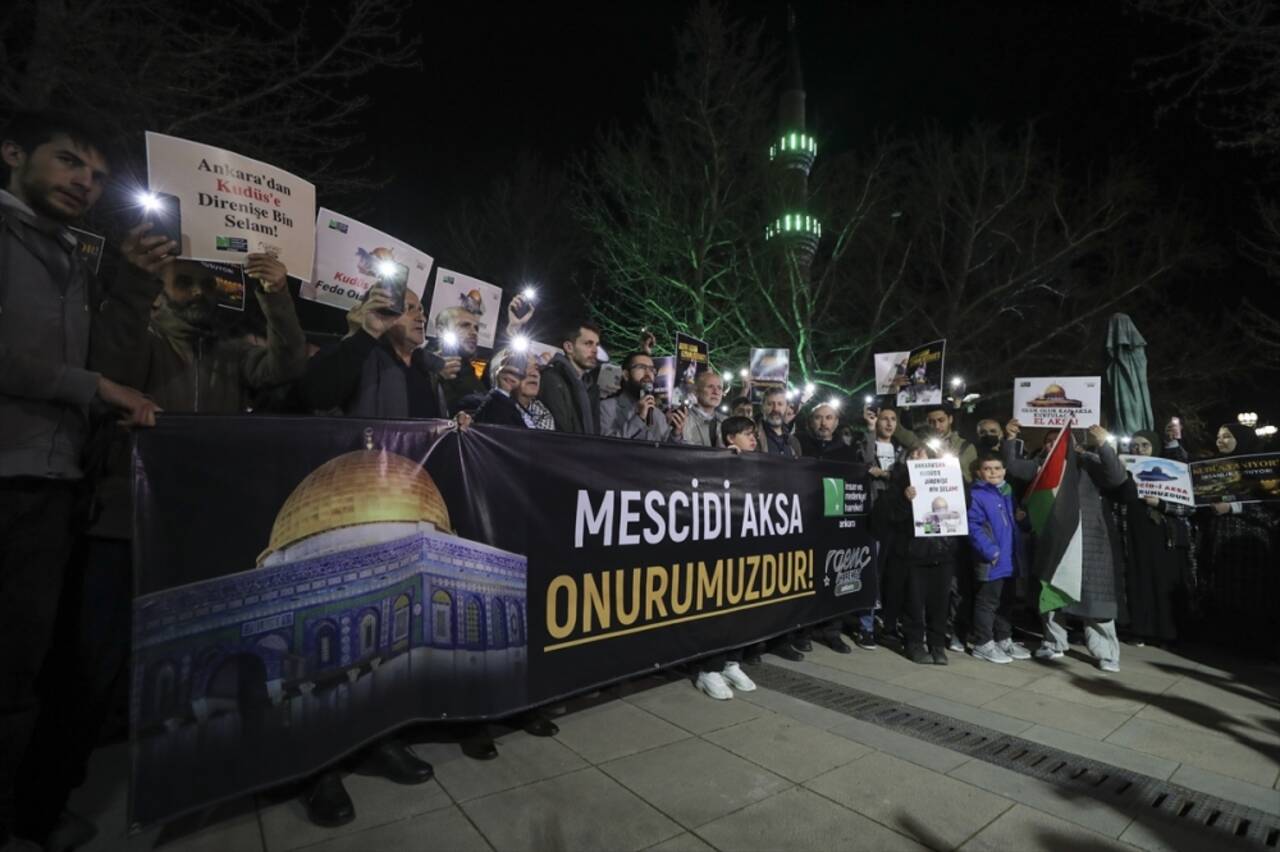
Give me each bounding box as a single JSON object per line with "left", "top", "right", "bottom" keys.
{"left": 3, "top": 110, "right": 1278, "bottom": 850}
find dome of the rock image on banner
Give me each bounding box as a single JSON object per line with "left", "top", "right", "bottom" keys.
{"left": 129, "top": 442, "right": 529, "bottom": 821}
{"left": 258, "top": 449, "right": 453, "bottom": 566}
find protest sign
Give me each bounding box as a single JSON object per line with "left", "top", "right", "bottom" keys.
{"left": 300, "top": 208, "right": 433, "bottom": 311}
{"left": 907, "top": 456, "right": 969, "bottom": 537}
{"left": 750, "top": 348, "right": 789, "bottom": 388}
{"left": 195, "top": 260, "right": 247, "bottom": 312}
{"left": 1190, "top": 452, "right": 1280, "bottom": 505}
{"left": 68, "top": 227, "right": 105, "bottom": 275}
{"left": 524, "top": 340, "right": 561, "bottom": 367}
{"left": 675, "top": 332, "right": 709, "bottom": 403}
{"left": 1013, "top": 376, "right": 1102, "bottom": 428}
{"left": 144, "top": 132, "right": 316, "bottom": 281}
{"left": 896, "top": 340, "right": 946, "bottom": 407}
{"left": 653, "top": 355, "right": 676, "bottom": 404}
{"left": 1120, "top": 454, "right": 1194, "bottom": 507}
{"left": 427, "top": 268, "right": 504, "bottom": 349}
{"left": 874, "top": 351, "right": 910, "bottom": 395}
{"left": 128, "top": 416, "right": 876, "bottom": 827}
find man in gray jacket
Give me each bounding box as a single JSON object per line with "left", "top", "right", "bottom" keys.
{"left": 682, "top": 370, "right": 725, "bottom": 447}
{"left": 0, "top": 111, "right": 156, "bottom": 851}
{"left": 599, "top": 351, "right": 686, "bottom": 441}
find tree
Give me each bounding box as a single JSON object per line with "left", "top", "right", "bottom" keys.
{"left": 573, "top": 2, "right": 776, "bottom": 366}
{"left": 0, "top": 0, "right": 417, "bottom": 198}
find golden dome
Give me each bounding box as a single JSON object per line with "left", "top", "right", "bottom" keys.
{"left": 259, "top": 449, "right": 451, "bottom": 563}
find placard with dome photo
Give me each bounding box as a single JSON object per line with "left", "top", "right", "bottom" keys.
{"left": 1012, "top": 376, "right": 1102, "bottom": 427}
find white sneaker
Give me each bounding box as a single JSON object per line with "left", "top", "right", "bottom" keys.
{"left": 721, "top": 661, "right": 756, "bottom": 692}
{"left": 1098, "top": 659, "right": 1120, "bottom": 673}
{"left": 1033, "top": 645, "right": 1065, "bottom": 661}
{"left": 997, "top": 639, "right": 1032, "bottom": 660}
{"left": 947, "top": 636, "right": 966, "bottom": 653}
{"left": 696, "top": 671, "right": 734, "bottom": 700}
{"left": 972, "top": 641, "right": 1013, "bottom": 664}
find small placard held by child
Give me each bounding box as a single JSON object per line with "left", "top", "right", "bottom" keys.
{"left": 907, "top": 456, "right": 969, "bottom": 537}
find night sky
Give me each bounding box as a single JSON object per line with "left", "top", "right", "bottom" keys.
{"left": 335, "top": 0, "right": 1268, "bottom": 426}
{"left": 356, "top": 1, "right": 1254, "bottom": 262}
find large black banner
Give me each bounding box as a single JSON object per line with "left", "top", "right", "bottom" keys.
{"left": 129, "top": 416, "right": 876, "bottom": 826}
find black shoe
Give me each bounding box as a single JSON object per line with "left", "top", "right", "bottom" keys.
{"left": 743, "top": 652, "right": 763, "bottom": 665}
{"left": 305, "top": 772, "right": 355, "bottom": 828}
{"left": 930, "top": 647, "right": 949, "bottom": 666}
{"left": 792, "top": 637, "right": 814, "bottom": 652}
{"left": 461, "top": 733, "right": 499, "bottom": 761}
{"left": 774, "top": 645, "right": 804, "bottom": 662}
{"left": 853, "top": 631, "right": 878, "bottom": 650}
{"left": 908, "top": 645, "right": 931, "bottom": 665}
{"left": 825, "top": 636, "right": 853, "bottom": 654}
{"left": 524, "top": 715, "right": 559, "bottom": 738}
{"left": 358, "top": 739, "right": 434, "bottom": 785}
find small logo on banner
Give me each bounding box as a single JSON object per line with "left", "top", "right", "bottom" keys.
{"left": 822, "top": 478, "right": 845, "bottom": 517}
{"left": 824, "top": 546, "right": 873, "bottom": 596}
{"left": 327, "top": 219, "right": 348, "bottom": 233}
{"left": 216, "top": 236, "right": 249, "bottom": 252}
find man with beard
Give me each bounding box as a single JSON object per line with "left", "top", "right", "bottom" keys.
{"left": 539, "top": 320, "right": 602, "bottom": 434}
{"left": 599, "top": 351, "right": 686, "bottom": 441}
{"left": 432, "top": 306, "right": 485, "bottom": 414}
{"left": 96, "top": 245, "right": 306, "bottom": 412}
{"left": 755, "top": 387, "right": 802, "bottom": 458}
{"left": 1, "top": 110, "right": 157, "bottom": 852}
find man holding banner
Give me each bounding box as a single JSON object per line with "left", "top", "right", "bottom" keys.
{"left": 0, "top": 110, "right": 177, "bottom": 852}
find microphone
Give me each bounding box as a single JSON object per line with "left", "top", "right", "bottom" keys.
{"left": 641, "top": 381, "right": 655, "bottom": 424}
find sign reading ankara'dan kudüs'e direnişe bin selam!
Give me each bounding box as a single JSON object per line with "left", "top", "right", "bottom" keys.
{"left": 907, "top": 456, "right": 969, "bottom": 537}
{"left": 144, "top": 132, "right": 317, "bottom": 281}
{"left": 127, "top": 418, "right": 878, "bottom": 828}
{"left": 1012, "top": 376, "right": 1103, "bottom": 428}
{"left": 300, "top": 208, "right": 434, "bottom": 311}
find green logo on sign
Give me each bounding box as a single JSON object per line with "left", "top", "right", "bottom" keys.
{"left": 823, "top": 477, "right": 845, "bottom": 516}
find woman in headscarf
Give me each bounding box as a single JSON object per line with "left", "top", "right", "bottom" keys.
{"left": 1200, "top": 423, "right": 1277, "bottom": 645}
{"left": 1113, "top": 430, "right": 1193, "bottom": 646}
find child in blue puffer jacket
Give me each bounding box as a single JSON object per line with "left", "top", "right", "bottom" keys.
{"left": 967, "top": 454, "right": 1032, "bottom": 664}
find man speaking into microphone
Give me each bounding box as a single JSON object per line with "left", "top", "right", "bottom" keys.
{"left": 599, "top": 351, "right": 686, "bottom": 441}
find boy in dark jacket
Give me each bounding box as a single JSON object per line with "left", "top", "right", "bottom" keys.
{"left": 966, "top": 455, "right": 1032, "bottom": 664}
{"left": 873, "top": 446, "right": 958, "bottom": 665}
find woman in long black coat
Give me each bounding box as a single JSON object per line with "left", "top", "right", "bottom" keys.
{"left": 1114, "top": 431, "right": 1192, "bottom": 645}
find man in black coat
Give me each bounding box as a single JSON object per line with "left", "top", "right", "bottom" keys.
{"left": 538, "top": 320, "right": 601, "bottom": 433}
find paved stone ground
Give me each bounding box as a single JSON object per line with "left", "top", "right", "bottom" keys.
{"left": 72, "top": 638, "right": 1280, "bottom": 851}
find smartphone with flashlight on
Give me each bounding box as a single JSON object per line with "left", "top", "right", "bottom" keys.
{"left": 140, "top": 192, "right": 181, "bottom": 254}
{"left": 512, "top": 287, "right": 535, "bottom": 319}
{"left": 373, "top": 261, "right": 409, "bottom": 316}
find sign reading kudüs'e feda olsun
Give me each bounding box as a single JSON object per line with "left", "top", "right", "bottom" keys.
{"left": 301, "top": 208, "right": 434, "bottom": 311}
{"left": 907, "top": 456, "right": 969, "bottom": 537}
{"left": 144, "top": 132, "right": 316, "bottom": 281}
{"left": 1012, "top": 376, "right": 1102, "bottom": 428}
{"left": 128, "top": 417, "right": 876, "bottom": 828}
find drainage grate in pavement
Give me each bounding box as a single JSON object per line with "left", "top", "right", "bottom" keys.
{"left": 753, "top": 662, "right": 1280, "bottom": 848}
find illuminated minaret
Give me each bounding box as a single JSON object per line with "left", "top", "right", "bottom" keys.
{"left": 764, "top": 8, "right": 820, "bottom": 267}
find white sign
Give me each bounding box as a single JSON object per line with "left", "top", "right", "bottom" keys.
{"left": 427, "top": 268, "right": 504, "bottom": 349}
{"left": 1012, "top": 376, "right": 1102, "bottom": 428}
{"left": 145, "top": 132, "right": 316, "bottom": 281}
{"left": 907, "top": 456, "right": 969, "bottom": 538}
{"left": 1120, "top": 455, "right": 1195, "bottom": 507}
{"left": 873, "top": 351, "right": 909, "bottom": 395}
{"left": 300, "top": 208, "right": 433, "bottom": 310}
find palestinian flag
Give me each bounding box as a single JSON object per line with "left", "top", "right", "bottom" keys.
{"left": 1025, "top": 425, "right": 1082, "bottom": 612}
